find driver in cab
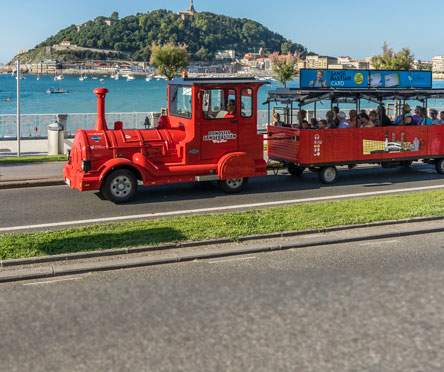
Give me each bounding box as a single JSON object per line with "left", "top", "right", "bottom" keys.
{"left": 224, "top": 100, "right": 236, "bottom": 118}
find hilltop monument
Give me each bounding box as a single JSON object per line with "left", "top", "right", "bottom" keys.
{"left": 178, "top": 0, "right": 197, "bottom": 19}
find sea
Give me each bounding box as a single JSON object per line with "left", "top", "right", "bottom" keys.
{"left": 0, "top": 74, "right": 291, "bottom": 115}
{"left": 1, "top": 74, "right": 444, "bottom": 115}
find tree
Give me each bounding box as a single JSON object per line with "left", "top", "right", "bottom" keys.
{"left": 195, "top": 47, "right": 212, "bottom": 61}
{"left": 149, "top": 42, "right": 189, "bottom": 80}
{"left": 270, "top": 52, "right": 298, "bottom": 88}
{"left": 371, "top": 42, "right": 414, "bottom": 70}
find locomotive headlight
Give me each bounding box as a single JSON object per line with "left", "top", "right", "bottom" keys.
{"left": 81, "top": 160, "right": 91, "bottom": 173}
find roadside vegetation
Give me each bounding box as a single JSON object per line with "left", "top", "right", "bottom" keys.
{"left": 0, "top": 155, "right": 67, "bottom": 164}
{"left": 2, "top": 189, "right": 444, "bottom": 260}
{"left": 371, "top": 42, "right": 414, "bottom": 70}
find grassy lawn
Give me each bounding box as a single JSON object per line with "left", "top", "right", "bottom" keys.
{"left": 1, "top": 189, "right": 444, "bottom": 260}
{"left": 0, "top": 155, "right": 67, "bottom": 164}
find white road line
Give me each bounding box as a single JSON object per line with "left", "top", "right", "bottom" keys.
{"left": 2, "top": 184, "right": 444, "bottom": 233}
{"left": 209, "top": 256, "right": 256, "bottom": 264}
{"left": 359, "top": 240, "right": 400, "bottom": 246}
{"left": 23, "top": 277, "right": 83, "bottom": 286}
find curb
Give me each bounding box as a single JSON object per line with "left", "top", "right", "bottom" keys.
{"left": 0, "top": 179, "right": 65, "bottom": 189}
{"left": 2, "top": 217, "right": 444, "bottom": 283}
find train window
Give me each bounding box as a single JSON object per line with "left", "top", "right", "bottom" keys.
{"left": 241, "top": 88, "right": 253, "bottom": 118}
{"left": 169, "top": 85, "right": 192, "bottom": 119}
{"left": 203, "top": 88, "right": 236, "bottom": 120}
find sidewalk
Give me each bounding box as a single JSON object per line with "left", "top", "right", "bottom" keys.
{"left": 0, "top": 162, "right": 64, "bottom": 188}
{"left": 0, "top": 138, "right": 68, "bottom": 188}
{"left": 0, "top": 138, "right": 72, "bottom": 157}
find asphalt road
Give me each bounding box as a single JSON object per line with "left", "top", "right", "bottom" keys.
{"left": 1, "top": 231, "right": 444, "bottom": 371}
{"left": 1, "top": 163, "right": 444, "bottom": 232}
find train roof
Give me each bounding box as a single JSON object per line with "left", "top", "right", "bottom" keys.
{"left": 170, "top": 77, "right": 267, "bottom": 86}
{"left": 266, "top": 88, "right": 444, "bottom": 105}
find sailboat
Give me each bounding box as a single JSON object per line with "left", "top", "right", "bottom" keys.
{"left": 79, "top": 66, "right": 87, "bottom": 81}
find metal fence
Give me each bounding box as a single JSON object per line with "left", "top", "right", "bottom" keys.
{"left": 0, "top": 112, "right": 155, "bottom": 139}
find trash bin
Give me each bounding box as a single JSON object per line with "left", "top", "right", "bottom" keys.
{"left": 151, "top": 112, "right": 161, "bottom": 128}
{"left": 48, "top": 122, "right": 64, "bottom": 155}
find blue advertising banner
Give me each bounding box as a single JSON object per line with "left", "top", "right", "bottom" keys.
{"left": 301, "top": 69, "right": 432, "bottom": 89}
{"left": 369, "top": 71, "right": 411, "bottom": 88}
{"left": 300, "top": 69, "right": 369, "bottom": 88}
{"left": 409, "top": 71, "right": 432, "bottom": 88}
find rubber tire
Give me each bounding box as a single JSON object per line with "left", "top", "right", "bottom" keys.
{"left": 218, "top": 177, "right": 248, "bottom": 193}
{"left": 287, "top": 164, "right": 305, "bottom": 176}
{"left": 319, "top": 166, "right": 338, "bottom": 184}
{"left": 435, "top": 159, "right": 444, "bottom": 174}
{"left": 401, "top": 160, "right": 412, "bottom": 168}
{"left": 102, "top": 169, "right": 138, "bottom": 204}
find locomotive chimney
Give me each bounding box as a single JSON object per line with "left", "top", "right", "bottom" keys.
{"left": 93, "top": 88, "right": 109, "bottom": 131}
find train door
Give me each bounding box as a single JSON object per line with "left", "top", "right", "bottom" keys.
{"left": 201, "top": 87, "right": 239, "bottom": 160}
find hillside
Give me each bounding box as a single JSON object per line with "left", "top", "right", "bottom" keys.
{"left": 26, "top": 9, "right": 307, "bottom": 62}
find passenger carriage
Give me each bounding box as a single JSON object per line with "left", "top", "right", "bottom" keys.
{"left": 267, "top": 71, "right": 444, "bottom": 184}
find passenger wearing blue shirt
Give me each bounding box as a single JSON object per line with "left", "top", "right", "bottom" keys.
{"left": 418, "top": 107, "right": 433, "bottom": 125}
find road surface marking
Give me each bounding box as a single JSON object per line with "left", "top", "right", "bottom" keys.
{"left": 359, "top": 240, "right": 400, "bottom": 246}
{"left": 23, "top": 277, "right": 83, "bottom": 286}
{"left": 209, "top": 256, "right": 256, "bottom": 264}
{"left": 2, "top": 184, "right": 444, "bottom": 232}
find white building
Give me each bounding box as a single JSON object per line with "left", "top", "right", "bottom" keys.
{"left": 337, "top": 56, "right": 352, "bottom": 65}
{"left": 215, "top": 50, "right": 236, "bottom": 61}
{"left": 432, "top": 56, "right": 444, "bottom": 72}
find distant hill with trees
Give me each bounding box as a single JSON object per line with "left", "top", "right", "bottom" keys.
{"left": 30, "top": 10, "right": 307, "bottom": 62}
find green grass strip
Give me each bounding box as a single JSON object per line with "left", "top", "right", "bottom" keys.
{"left": 1, "top": 189, "right": 444, "bottom": 260}
{"left": 0, "top": 155, "right": 67, "bottom": 164}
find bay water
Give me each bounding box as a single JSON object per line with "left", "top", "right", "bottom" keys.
{"left": 1, "top": 73, "right": 444, "bottom": 116}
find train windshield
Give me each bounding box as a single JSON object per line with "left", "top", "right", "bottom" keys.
{"left": 169, "top": 85, "right": 192, "bottom": 119}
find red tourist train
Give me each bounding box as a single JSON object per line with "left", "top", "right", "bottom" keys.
{"left": 64, "top": 77, "right": 444, "bottom": 203}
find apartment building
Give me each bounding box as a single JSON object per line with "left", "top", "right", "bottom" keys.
{"left": 305, "top": 55, "right": 337, "bottom": 69}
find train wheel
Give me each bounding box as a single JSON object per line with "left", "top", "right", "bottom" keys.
{"left": 319, "top": 166, "right": 337, "bottom": 184}
{"left": 103, "top": 169, "right": 138, "bottom": 203}
{"left": 287, "top": 164, "right": 305, "bottom": 176}
{"left": 218, "top": 177, "right": 248, "bottom": 193}
{"left": 401, "top": 160, "right": 412, "bottom": 168}
{"left": 435, "top": 159, "right": 444, "bottom": 174}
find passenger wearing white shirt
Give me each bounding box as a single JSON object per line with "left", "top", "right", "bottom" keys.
{"left": 430, "top": 109, "right": 440, "bottom": 124}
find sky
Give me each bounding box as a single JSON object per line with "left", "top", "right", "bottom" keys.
{"left": 1, "top": 0, "right": 443, "bottom": 64}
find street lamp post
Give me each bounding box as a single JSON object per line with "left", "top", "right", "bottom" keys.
{"left": 16, "top": 59, "right": 21, "bottom": 157}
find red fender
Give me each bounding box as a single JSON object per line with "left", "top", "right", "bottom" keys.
{"left": 98, "top": 158, "right": 147, "bottom": 184}
{"left": 218, "top": 152, "right": 256, "bottom": 180}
